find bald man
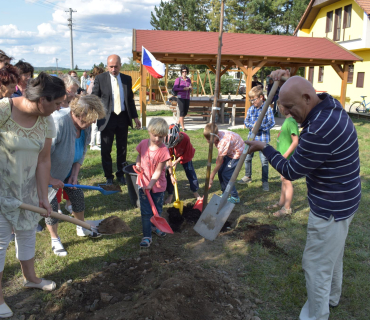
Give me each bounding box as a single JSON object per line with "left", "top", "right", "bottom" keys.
{"left": 246, "top": 70, "right": 361, "bottom": 320}
{"left": 92, "top": 54, "right": 141, "bottom": 185}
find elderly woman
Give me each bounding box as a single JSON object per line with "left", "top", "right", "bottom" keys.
{"left": 47, "top": 95, "right": 105, "bottom": 257}
{"left": 60, "top": 74, "right": 80, "bottom": 108}
{"left": 0, "top": 72, "right": 66, "bottom": 317}
{"left": 12, "top": 60, "right": 34, "bottom": 98}
{"left": 0, "top": 65, "right": 20, "bottom": 99}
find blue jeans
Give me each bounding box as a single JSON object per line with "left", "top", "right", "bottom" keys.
{"left": 219, "top": 156, "right": 239, "bottom": 198}
{"left": 139, "top": 189, "right": 164, "bottom": 238}
{"left": 166, "top": 161, "right": 199, "bottom": 194}
{"left": 244, "top": 151, "right": 269, "bottom": 182}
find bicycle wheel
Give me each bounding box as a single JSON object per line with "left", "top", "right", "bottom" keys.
{"left": 349, "top": 101, "right": 365, "bottom": 114}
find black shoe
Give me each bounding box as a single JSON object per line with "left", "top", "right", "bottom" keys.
{"left": 106, "top": 178, "right": 113, "bottom": 186}
{"left": 117, "top": 176, "right": 126, "bottom": 185}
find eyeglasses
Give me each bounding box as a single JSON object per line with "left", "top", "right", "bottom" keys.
{"left": 249, "top": 97, "right": 259, "bottom": 103}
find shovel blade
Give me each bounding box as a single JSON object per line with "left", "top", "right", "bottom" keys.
{"left": 193, "top": 194, "right": 235, "bottom": 241}
{"left": 150, "top": 216, "right": 174, "bottom": 234}
{"left": 193, "top": 197, "right": 204, "bottom": 212}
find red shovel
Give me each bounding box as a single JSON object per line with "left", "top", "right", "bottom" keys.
{"left": 193, "top": 197, "right": 204, "bottom": 212}
{"left": 133, "top": 166, "right": 173, "bottom": 234}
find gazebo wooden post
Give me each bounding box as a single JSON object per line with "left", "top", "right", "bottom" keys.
{"left": 140, "top": 64, "right": 147, "bottom": 128}
{"left": 340, "top": 64, "right": 349, "bottom": 108}
{"left": 207, "top": 70, "right": 213, "bottom": 95}
{"left": 165, "top": 63, "right": 169, "bottom": 96}
{"left": 331, "top": 63, "right": 348, "bottom": 109}
{"left": 196, "top": 71, "right": 200, "bottom": 97}
{"left": 148, "top": 75, "right": 152, "bottom": 105}
{"left": 244, "top": 60, "right": 253, "bottom": 116}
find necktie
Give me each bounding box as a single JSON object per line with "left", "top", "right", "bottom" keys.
{"left": 113, "top": 76, "right": 121, "bottom": 114}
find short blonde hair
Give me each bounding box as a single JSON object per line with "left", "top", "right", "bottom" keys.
{"left": 69, "top": 95, "right": 106, "bottom": 122}
{"left": 60, "top": 74, "right": 79, "bottom": 90}
{"left": 147, "top": 118, "right": 168, "bottom": 136}
{"left": 203, "top": 123, "right": 218, "bottom": 140}
{"left": 248, "top": 85, "right": 263, "bottom": 98}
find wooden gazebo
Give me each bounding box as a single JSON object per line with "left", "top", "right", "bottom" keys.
{"left": 132, "top": 29, "right": 362, "bottom": 126}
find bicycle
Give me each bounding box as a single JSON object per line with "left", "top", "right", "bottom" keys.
{"left": 349, "top": 96, "right": 370, "bottom": 114}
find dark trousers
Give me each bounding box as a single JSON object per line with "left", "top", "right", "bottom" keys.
{"left": 101, "top": 111, "right": 129, "bottom": 180}
{"left": 219, "top": 156, "right": 239, "bottom": 198}
{"left": 166, "top": 160, "right": 199, "bottom": 195}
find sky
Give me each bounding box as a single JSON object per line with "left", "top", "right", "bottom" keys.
{"left": 0, "top": 0, "right": 161, "bottom": 69}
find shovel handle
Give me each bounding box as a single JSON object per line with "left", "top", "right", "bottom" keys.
{"left": 19, "top": 203, "right": 93, "bottom": 230}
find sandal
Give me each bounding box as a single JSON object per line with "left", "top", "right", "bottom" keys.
{"left": 272, "top": 206, "right": 292, "bottom": 218}
{"left": 152, "top": 228, "right": 166, "bottom": 237}
{"left": 266, "top": 201, "right": 282, "bottom": 210}
{"left": 140, "top": 237, "right": 152, "bottom": 247}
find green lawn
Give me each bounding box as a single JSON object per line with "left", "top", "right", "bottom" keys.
{"left": 3, "top": 117, "right": 370, "bottom": 319}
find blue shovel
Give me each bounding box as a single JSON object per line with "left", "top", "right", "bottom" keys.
{"left": 49, "top": 184, "right": 121, "bottom": 195}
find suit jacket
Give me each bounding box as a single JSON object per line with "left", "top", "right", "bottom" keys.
{"left": 92, "top": 71, "right": 138, "bottom": 131}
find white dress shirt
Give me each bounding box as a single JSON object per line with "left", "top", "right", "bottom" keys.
{"left": 110, "top": 73, "right": 125, "bottom": 112}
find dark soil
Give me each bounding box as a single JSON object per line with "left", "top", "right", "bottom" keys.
{"left": 243, "top": 223, "right": 286, "bottom": 255}
{"left": 98, "top": 216, "right": 132, "bottom": 234}
{"left": 32, "top": 245, "right": 256, "bottom": 320}
{"left": 167, "top": 204, "right": 201, "bottom": 232}
{"left": 100, "top": 184, "right": 122, "bottom": 192}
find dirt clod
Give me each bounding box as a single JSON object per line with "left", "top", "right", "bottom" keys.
{"left": 97, "top": 216, "right": 131, "bottom": 234}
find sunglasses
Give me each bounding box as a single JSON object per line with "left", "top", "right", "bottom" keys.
{"left": 181, "top": 70, "right": 187, "bottom": 73}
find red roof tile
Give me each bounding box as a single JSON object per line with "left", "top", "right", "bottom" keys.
{"left": 354, "top": 0, "right": 370, "bottom": 15}
{"left": 134, "top": 30, "right": 361, "bottom": 62}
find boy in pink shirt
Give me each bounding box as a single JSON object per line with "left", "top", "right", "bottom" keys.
{"left": 203, "top": 123, "right": 244, "bottom": 204}
{"left": 135, "top": 118, "right": 172, "bottom": 247}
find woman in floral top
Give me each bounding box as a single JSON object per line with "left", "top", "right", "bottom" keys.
{"left": 0, "top": 73, "right": 66, "bottom": 318}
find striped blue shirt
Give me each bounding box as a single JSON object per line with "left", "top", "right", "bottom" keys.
{"left": 263, "top": 94, "right": 361, "bottom": 221}
{"left": 244, "top": 103, "right": 275, "bottom": 142}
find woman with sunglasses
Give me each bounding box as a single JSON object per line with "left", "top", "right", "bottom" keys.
{"left": 172, "top": 65, "right": 192, "bottom": 131}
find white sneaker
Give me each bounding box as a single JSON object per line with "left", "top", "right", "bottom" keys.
{"left": 51, "top": 238, "right": 67, "bottom": 257}
{"left": 65, "top": 204, "right": 72, "bottom": 214}
{"left": 76, "top": 225, "right": 101, "bottom": 238}
{"left": 91, "top": 145, "right": 101, "bottom": 151}
{"left": 0, "top": 302, "right": 13, "bottom": 318}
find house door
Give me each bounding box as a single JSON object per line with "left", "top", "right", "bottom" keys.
{"left": 308, "top": 67, "right": 314, "bottom": 84}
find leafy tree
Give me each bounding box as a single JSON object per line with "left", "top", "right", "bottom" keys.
{"left": 75, "top": 65, "right": 79, "bottom": 70}
{"left": 120, "top": 57, "right": 140, "bottom": 71}
{"left": 151, "top": 0, "right": 209, "bottom": 31}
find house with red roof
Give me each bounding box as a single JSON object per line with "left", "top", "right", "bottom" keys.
{"left": 294, "top": 0, "right": 370, "bottom": 107}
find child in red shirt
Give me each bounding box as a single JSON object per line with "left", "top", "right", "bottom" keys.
{"left": 135, "top": 118, "right": 172, "bottom": 248}
{"left": 164, "top": 124, "right": 201, "bottom": 204}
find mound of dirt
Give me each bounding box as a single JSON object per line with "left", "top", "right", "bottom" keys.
{"left": 167, "top": 204, "right": 201, "bottom": 232}
{"left": 35, "top": 246, "right": 259, "bottom": 320}
{"left": 98, "top": 216, "right": 132, "bottom": 234}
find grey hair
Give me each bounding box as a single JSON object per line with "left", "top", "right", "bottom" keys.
{"left": 59, "top": 74, "right": 79, "bottom": 89}
{"left": 69, "top": 95, "right": 106, "bottom": 122}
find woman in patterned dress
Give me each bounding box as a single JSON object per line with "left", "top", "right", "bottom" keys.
{"left": 0, "top": 72, "right": 66, "bottom": 318}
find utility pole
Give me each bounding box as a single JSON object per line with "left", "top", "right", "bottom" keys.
{"left": 65, "top": 8, "right": 77, "bottom": 70}
{"left": 56, "top": 58, "right": 59, "bottom": 74}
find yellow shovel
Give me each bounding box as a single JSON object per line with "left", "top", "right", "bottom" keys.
{"left": 172, "top": 157, "right": 184, "bottom": 215}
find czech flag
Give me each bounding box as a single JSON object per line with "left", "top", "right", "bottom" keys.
{"left": 142, "top": 46, "right": 165, "bottom": 79}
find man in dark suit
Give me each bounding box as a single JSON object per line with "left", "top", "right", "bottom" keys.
{"left": 92, "top": 54, "right": 141, "bottom": 185}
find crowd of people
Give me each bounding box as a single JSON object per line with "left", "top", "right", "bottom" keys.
{"left": 0, "top": 49, "right": 361, "bottom": 320}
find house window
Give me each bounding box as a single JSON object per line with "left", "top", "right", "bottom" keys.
{"left": 326, "top": 11, "right": 333, "bottom": 33}
{"left": 343, "top": 5, "right": 352, "bottom": 28}
{"left": 356, "top": 72, "right": 365, "bottom": 88}
{"left": 308, "top": 67, "right": 314, "bottom": 84}
{"left": 333, "top": 8, "right": 342, "bottom": 41}
{"left": 318, "top": 66, "right": 324, "bottom": 82}
{"left": 348, "top": 65, "right": 354, "bottom": 83}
